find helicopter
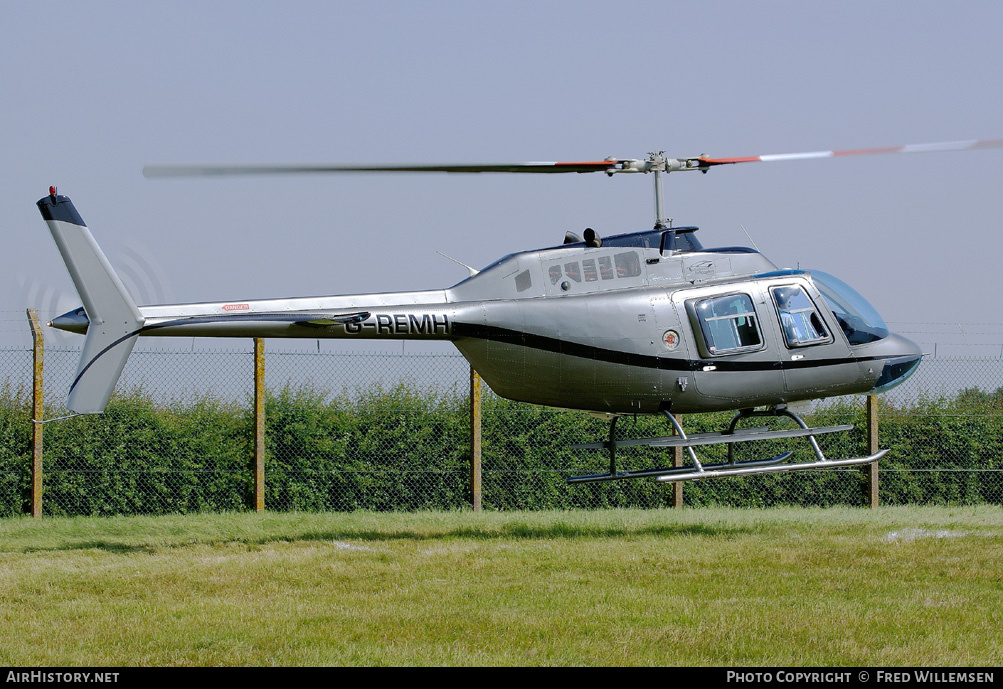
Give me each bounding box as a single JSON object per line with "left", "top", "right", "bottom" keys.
{"left": 37, "top": 138, "right": 1003, "bottom": 484}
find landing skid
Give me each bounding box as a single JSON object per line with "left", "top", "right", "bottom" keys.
{"left": 567, "top": 405, "right": 886, "bottom": 484}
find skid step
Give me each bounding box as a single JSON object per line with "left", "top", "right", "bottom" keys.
{"left": 571, "top": 426, "right": 769, "bottom": 450}
{"left": 649, "top": 424, "right": 852, "bottom": 448}
{"left": 572, "top": 424, "right": 851, "bottom": 450}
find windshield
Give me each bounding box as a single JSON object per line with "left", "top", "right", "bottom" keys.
{"left": 809, "top": 270, "right": 889, "bottom": 345}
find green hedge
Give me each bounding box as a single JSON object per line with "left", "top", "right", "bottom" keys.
{"left": 0, "top": 383, "right": 32, "bottom": 517}
{"left": 0, "top": 384, "right": 1001, "bottom": 516}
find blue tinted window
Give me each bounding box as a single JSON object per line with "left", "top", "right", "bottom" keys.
{"left": 772, "top": 285, "right": 829, "bottom": 347}
{"left": 810, "top": 271, "right": 888, "bottom": 345}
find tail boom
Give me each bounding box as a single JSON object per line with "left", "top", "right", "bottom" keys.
{"left": 134, "top": 293, "right": 455, "bottom": 340}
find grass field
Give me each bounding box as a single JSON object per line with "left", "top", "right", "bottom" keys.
{"left": 1, "top": 506, "right": 1001, "bottom": 666}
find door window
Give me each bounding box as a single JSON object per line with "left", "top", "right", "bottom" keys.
{"left": 772, "top": 285, "right": 829, "bottom": 347}
{"left": 692, "top": 293, "right": 763, "bottom": 355}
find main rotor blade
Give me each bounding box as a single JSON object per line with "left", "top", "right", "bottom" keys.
{"left": 143, "top": 161, "right": 619, "bottom": 178}
{"left": 696, "top": 138, "right": 1003, "bottom": 167}
{"left": 145, "top": 137, "right": 1003, "bottom": 180}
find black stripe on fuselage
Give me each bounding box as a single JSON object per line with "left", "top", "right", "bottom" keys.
{"left": 71, "top": 316, "right": 893, "bottom": 397}
{"left": 451, "top": 322, "right": 896, "bottom": 372}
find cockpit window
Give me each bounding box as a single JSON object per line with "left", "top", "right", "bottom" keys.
{"left": 810, "top": 270, "right": 889, "bottom": 345}
{"left": 692, "top": 293, "right": 763, "bottom": 355}
{"left": 772, "top": 285, "right": 829, "bottom": 347}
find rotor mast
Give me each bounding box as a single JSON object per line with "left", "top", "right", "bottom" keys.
{"left": 605, "top": 151, "right": 706, "bottom": 230}
{"left": 652, "top": 154, "right": 668, "bottom": 230}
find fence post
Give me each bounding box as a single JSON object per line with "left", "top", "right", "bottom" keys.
{"left": 26, "top": 308, "right": 43, "bottom": 518}
{"left": 470, "top": 366, "right": 482, "bottom": 512}
{"left": 866, "top": 395, "right": 879, "bottom": 508}
{"left": 673, "top": 414, "right": 684, "bottom": 509}
{"left": 253, "top": 337, "right": 266, "bottom": 513}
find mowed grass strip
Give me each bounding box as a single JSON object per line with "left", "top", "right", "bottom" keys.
{"left": 0, "top": 506, "right": 1001, "bottom": 666}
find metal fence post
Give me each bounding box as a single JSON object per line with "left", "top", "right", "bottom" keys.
{"left": 866, "top": 395, "right": 879, "bottom": 508}
{"left": 26, "top": 308, "right": 44, "bottom": 518}
{"left": 470, "top": 366, "right": 482, "bottom": 512}
{"left": 253, "top": 337, "right": 266, "bottom": 513}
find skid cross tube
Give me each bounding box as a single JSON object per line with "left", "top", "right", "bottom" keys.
{"left": 576, "top": 410, "right": 702, "bottom": 483}
{"left": 724, "top": 406, "right": 826, "bottom": 463}
{"left": 662, "top": 410, "right": 703, "bottom": 473}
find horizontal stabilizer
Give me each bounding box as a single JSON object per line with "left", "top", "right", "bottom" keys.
{"left": 38, "top": 192, "right": 144, "bottom": 414}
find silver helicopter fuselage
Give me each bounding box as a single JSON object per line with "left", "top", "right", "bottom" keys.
{"left": 45, "top": 200, "right": 921, "bottom": 416}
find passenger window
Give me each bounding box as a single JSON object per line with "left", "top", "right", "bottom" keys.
{"left": 564, "top": 262, "right": 581, "bottom": 282}
{"left": 694, "top": 294, "right": 763, "bottom": 355}
{"left": 582, "top": 259, "right": 598, "bottom": 282}
{"left": 772, "top": 286, "right": 829, "bottom": 347}
{"left": 548, "top": 265, "right": 563, "bottom": 285}
{"left": 614, "top": 252, "right": 641, "bottom": 278}
{"left": 598, "top": 256, "right": 614, "bottom": 280}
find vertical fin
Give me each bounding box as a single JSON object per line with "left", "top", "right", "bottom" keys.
{"left": 37, "top": 192, "right": 145, "bottom": 414}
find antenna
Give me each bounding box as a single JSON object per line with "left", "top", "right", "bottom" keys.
{"left": 436, "top": 251, "right": 479, "bottom": 277}
{"left": 740, "top": 224, "right": 761, "bottom": 252}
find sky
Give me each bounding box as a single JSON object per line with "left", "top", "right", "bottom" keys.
{"left": 3, "top": 1, "right": 1002, "bottom": 355}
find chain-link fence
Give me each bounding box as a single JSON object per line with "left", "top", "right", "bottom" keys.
{"left": 1, "top": 314, "right": 1001, "bottom": 516}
